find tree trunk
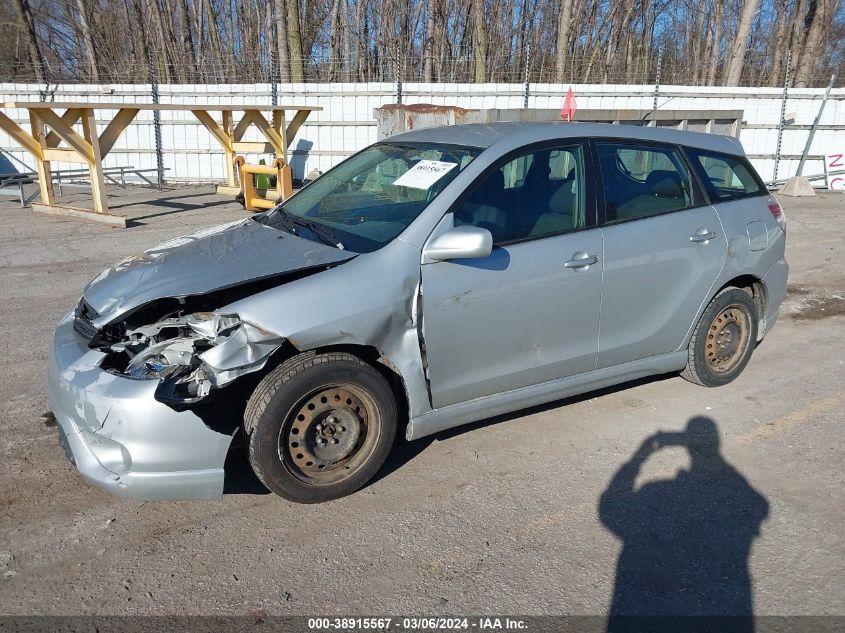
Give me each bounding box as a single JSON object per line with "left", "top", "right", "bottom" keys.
{"left": 131, "top": 0, "right": 152, "bottom": 78}
{"left": 705, "top": 0, "right": 724, "bottom": 85}
{"left": 342, "top": 0, "right": 352, "bottom": 80}
{"left": 767, "top": 0, "right": 791, "bottom": 86}
{"left": 327, "top": 0, "right": 341, "bottom": 80}
{"left": 356, "top": 0, "right": 368, "bottom": 81}
{"left": 273, "top": 0, "right": 291, "bottom": 81}
{"left": 286, "top": 0, "right": 304, "bottom": 81}
{"left": 178, "top": 0, "right": 200, "bottom": 66}
{"left": 723, "top": 0, "right": 759, "bottom": 85}
{"left": 149, "top": 0, "right": 172, "bottom": 82}
{"left": 12, "top": 0, "right": 47, "bottom": 83}
{"left": 201, "top": 0, "right": 224, "bottom": 78}
{"left": 73, "top": 0, "right": 99, "bottom": 82}
{"left": 793, "top": 0, "right": 840, "bottom": 86}
{"left": 472, "top": 0, "right": 487, "bottom": 82}
{"left": 554, "top": 0, "right": 574, "bottom": 82}
{"left": 422, "top": 0, "right": 435, "bottom": 81}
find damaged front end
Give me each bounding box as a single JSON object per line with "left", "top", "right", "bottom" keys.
{"left": 46, "top": 220, "right": 362, "bottom": 500}
{"left": 95, "top": 309, "right": 284, "bottom": 407}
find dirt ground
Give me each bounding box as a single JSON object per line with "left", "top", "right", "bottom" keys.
{"left": 0, "top": 184, "right": 842, "bottom": 616}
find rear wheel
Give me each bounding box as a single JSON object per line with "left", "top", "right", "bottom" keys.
{"left": 681, "top": 287, "right": 758, "bottom": 387}
{"left": 245, "top": 351, "right": 397, "bottom": 503}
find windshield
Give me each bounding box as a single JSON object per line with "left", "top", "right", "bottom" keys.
{"left": 258, "top": 142, "right": 481, "bottom": 253}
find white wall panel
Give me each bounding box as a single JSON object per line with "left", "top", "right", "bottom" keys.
{"left": 1, "top": 82, "right": 843, "bottom": 184}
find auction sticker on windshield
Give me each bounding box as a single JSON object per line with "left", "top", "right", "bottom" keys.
{"left": 392, "top": 160, "right": 457, "bottom": 189}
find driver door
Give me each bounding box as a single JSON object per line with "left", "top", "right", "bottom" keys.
{"left": 420, "top": 141, "right": 604, "bottom": 408}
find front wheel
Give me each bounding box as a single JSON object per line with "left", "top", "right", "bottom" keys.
{"left": 245, "top": 351, "right": 397, "bottom": 503}
{"left": 681, "top": 287, "right": 759, "bottom": 387}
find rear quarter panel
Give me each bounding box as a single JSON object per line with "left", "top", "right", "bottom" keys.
{"left": 712, "top": 195, "right": 786, "bottom": 283}
{"left": 698, "top": 194, "right": 787, "bottom": 340}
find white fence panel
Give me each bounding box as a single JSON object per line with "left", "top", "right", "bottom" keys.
{"left": 1, "top": 82, "right": 843, "bottom": 185}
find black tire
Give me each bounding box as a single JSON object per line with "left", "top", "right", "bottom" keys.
{"left": 681, "top": 287, "right": 758, "bottom": 387}
{"left": 245, "top": 351, "right": 397, "bottom": 503}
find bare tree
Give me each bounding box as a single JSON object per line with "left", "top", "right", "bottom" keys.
{"left": 2, "top": 0, "right": 843, "bottom": 87}
{"left": 768, "top": 0, "right": 792, "bottom": 86}
{"left": 794, "top": 0, "right": 841, "bottom": 86}
{"left": 273, "top": 0, "right": 291, "bottom": 81}
{"left": 177, "top": 0, "right": 200, "bottom": 66}
{"left": 472, "top": 0, "right": 487, "bottom": 82}
{"left": 724, "top": 0, "right": 761, "bottom": 85}
{"left": 286, "top": 0, "right": 305, "bottom": 81}
{"left": 11, "top": 0, "right": 47, "bottom": 83}
{"left": 201, "top": 0, "right": 224, "bottom": 76}
{"left": 70, "top": 0, "right": 99, "bottom": 81}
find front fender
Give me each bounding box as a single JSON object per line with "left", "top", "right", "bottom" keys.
{"left": 222, "top": 238, "right": 433, "bottom": 420}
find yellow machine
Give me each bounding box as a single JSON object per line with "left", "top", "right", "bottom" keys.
{"left": 235, "top": 156, "right": 293, "bottom": 211}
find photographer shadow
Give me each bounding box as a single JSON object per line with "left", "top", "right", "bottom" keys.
{"left": 599, "top": 417, "right": 769, "bottom": 633}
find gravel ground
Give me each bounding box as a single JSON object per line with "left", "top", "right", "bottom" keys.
{"left": 0, "top": 184, "right": 842, "bottom": 617}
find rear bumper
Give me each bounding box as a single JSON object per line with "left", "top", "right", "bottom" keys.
{"left": 760, "top": 256, "right": 789, "bottom": 339}
{"left": 46, "top": 313, "right": 234, "bottom": 500}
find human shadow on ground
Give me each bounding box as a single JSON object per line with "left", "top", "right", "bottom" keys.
{"left": 599, "top": 416, "right": 769, "bottom": 633}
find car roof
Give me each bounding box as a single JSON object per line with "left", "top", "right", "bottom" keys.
{"left": 384, "top": 122, "right": 745, "bottom": 156}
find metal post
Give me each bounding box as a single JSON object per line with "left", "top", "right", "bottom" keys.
{"left": 270, "top": 1, "right": 279, "bottom": 106}
{"left": 772, "top": 53, "right": 792, "bottom": 183}
{"left": 523, "top": 44, "right": 531, "bottom": 108}
{"left": 796, "top": 73, "right": 836, "bottom": 176}
{"left": 395, "top": 43, "right": 403, "bottom": 104}
{"left": 652, "top": 48, "right": 662, "bottom": 125}
{"left": 772, "top": 50, "right": 791, "bottom": 184}
{"left": 146, "top": 47, "right": 164, "bottom": 190}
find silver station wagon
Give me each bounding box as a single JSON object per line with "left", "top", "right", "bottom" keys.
{"left": 47, "top": 123, "right": 788, "bottom": 503}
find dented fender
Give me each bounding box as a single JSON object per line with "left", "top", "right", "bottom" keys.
{"left": 222, "top": 237, "right": 433, "bottom": 420}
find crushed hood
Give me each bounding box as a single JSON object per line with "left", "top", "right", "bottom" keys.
{"left": 83, "top": 219, "right": 355, "bottom": 324}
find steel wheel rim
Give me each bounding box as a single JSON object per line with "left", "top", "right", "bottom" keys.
{"left": 278, "top": 383, "right": 381, "bottom": 485}
{"left": 705, "top": 304, "right": 751, "bottom": 374}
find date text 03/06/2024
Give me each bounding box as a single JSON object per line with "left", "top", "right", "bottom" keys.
{"left": 308, "top": 617, "right": 528, "bottom": 630}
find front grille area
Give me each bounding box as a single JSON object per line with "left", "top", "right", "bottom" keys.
{"left": 72, "top": 298, "right": 99, "bottom": 342}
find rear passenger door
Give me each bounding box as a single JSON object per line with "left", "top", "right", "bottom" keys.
{"left": 594, "top": 140, "right": 728, "bottom": 369}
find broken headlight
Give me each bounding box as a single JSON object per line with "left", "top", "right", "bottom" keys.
{"left": 115, "top": 313, "right": 282, "bottom": 404}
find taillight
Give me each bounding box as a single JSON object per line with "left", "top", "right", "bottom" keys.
{"left": 768, "top": 201, "right": 786, "bottom": 232}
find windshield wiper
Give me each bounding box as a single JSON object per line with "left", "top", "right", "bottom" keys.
{"left": 269, "top": 208, "right": 345, "bottom": 250}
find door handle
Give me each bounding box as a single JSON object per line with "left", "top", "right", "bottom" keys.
{"left": 690, "top": 231, "right": 718, "bottom": 243}
{"left": 564, "top": 254, "right": 599, "bottom": 269}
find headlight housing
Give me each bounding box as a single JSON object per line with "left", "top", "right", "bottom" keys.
{"left": 116, "top": 312, "right": 283, "bottom": 405}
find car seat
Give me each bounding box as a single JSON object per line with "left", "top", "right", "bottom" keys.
{"left": 615, "top": 169, "right": 687, "bottom": 219}
{"left": 530, "top": 178, "right": 577, "bottom": 236}
{"left": 455, "top": 170, "right": 508, "bottom": 241}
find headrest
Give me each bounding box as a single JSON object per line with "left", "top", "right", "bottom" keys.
{"left": 548, "top": 180, "right": 575, "bottom": 215}
{"left": 488, "top": 169, "right": 505, "bottom": 191}
{"left": 646, "top": 170, "right": 683, "bottom": 198}
{"left": 471, "top": 169, "right": 505, "bottom": 204}
{"left": 378, "top": 158, "right": 408, "bottom": 179}
{"left": 525, "top": 153, "right": 550, "bottom": 185}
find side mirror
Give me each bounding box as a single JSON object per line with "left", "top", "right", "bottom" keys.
{"left": 424, "top": 226, "right": 493, "bottom": 262}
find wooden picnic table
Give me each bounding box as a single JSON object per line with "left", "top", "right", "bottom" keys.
{"left": 0, "top": 101, "right": 321, "bottom": 227}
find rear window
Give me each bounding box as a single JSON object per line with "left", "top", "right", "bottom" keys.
{"left": 595, "top": 142, "right": 696, "bottom": 222}
{"left": 686, "top": 148, "right": 765, "bottom": 202}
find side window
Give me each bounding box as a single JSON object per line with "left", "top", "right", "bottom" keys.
{"left": 687, "top": 149, "right": 764, "bottom": 201}
{"left": 454, "top": 144, "right": 587, "bottom": 244}
{"left": 596, "top": 142, "right": 695, "bottom": 222}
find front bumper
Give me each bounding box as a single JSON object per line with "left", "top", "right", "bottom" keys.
{"left": 46, "top": 313, "right": 234, "bottom": 500}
